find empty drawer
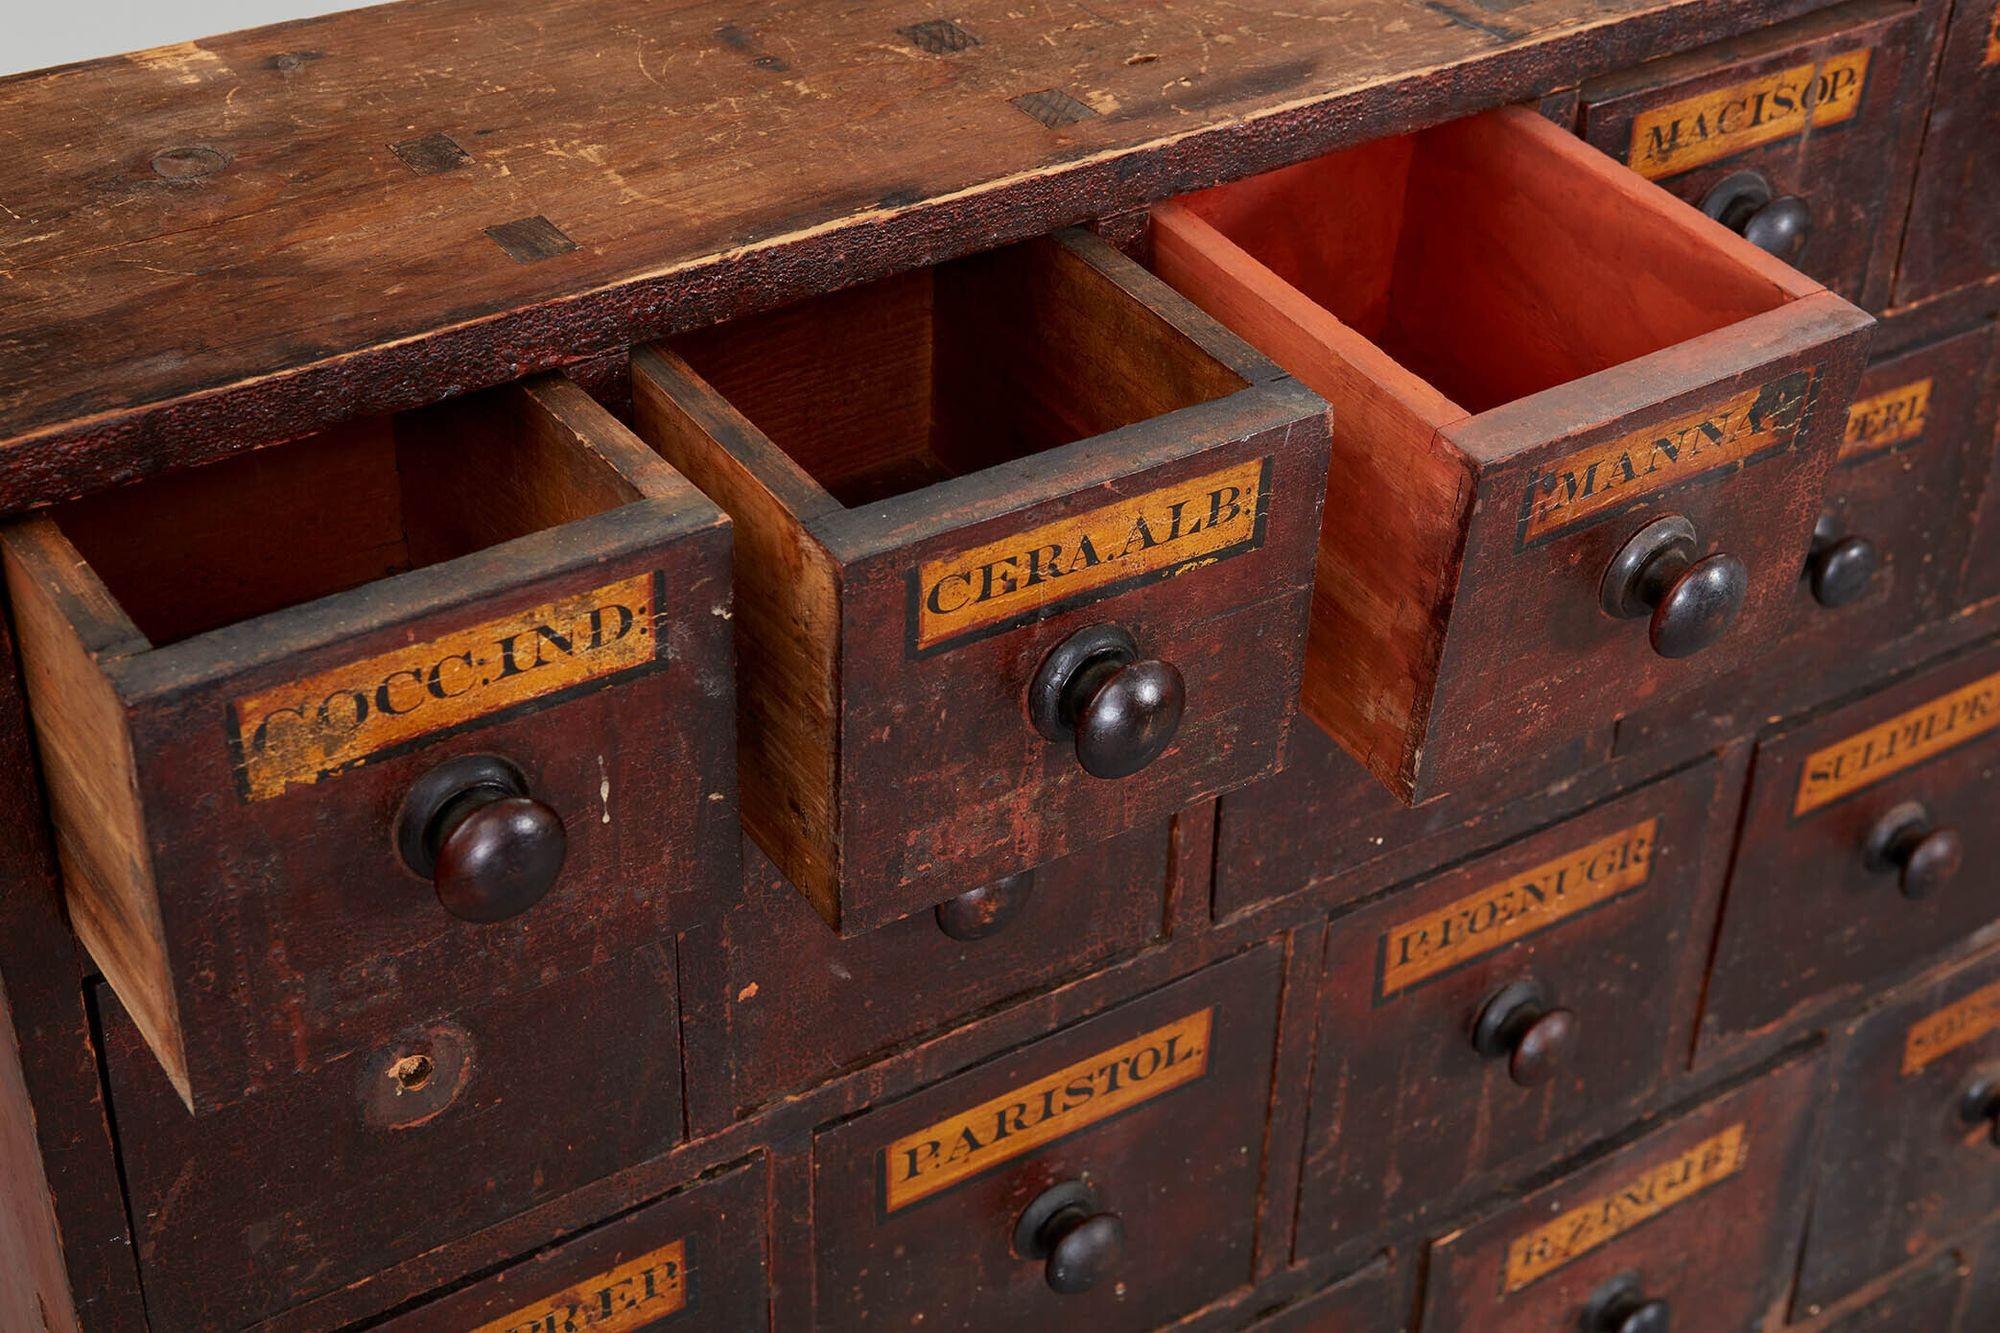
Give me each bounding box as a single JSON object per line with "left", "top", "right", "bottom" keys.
{"left": 1153, "top": 106, "right": 1872, "bottom": 802}
{"left": 1, "top": 376, "right": 737, "bottom": 1112}
{"left": 631, "top": 229, "right": 1330, "bottom": 933}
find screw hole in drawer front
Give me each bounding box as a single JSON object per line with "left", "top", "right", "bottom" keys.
{"left": 629, "top": 228, "right": 1329, "bottom": 934}
{"left": 0, "top": 374, "right": 738, "bottom": 1113}
{"left": 1299, "top": 756, "right": 1734, "bottom": 1268}
{"left": 393, "top": 1052, "right": 435, "bottom": 1092}
{"left": 98, "top": 944, "right": 686, "bottom": 1331}
{"left": 359, "top": 1026, "right": 471, "bottom": 1130}
{"left": 1150, "top": 105, "right": 1872, "bottom": 805}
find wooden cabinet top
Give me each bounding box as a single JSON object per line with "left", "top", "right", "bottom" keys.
{"left": 0, "top": 0, "right": 1829, "bottom": 510}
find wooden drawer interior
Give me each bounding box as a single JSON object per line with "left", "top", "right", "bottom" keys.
{"left": 46, "top": 385, "right": 656, "bottom": 648}
{"left": 1156, "top": 109, "right": 1795, "bottom": 422}
{"left": 668, "top": 239, "right": 1256, "bottom": 508}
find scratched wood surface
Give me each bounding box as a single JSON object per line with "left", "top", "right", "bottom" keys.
{"left": 0, "top": 0, "right": 1826, "bottom": 509}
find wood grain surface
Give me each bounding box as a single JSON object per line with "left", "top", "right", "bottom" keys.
{"left": 0, "top": 0, "right": 1830, "bottom": 509}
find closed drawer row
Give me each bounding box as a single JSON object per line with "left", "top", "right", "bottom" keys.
{"left": 120, "top": 920, "right": 2000, "bottom": 1332}
{"left": 84, "top": 629, "right": 1999, "bottom": 1329}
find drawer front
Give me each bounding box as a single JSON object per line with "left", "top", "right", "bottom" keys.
{"left": 379, "top": 1157, "right": 769, "bottom": 1333}
{"left": 103, "top": 946, "right": 682, "bottom": 1331}
{"left": 1799, "top": 944, "right": 2000, "bottom": 1311}
{"left": 1700, "top": 643, "right": 2000, "bottom": 1060}
{"left": 1429, "top": 322, "right": 1869, "bottom": 801}
{"left": 1245, "top": 1253, "right": 1410, "bottom": 1331}
{"left": 1804, "top": 325, "right": 1998, "bottom": 640}
{"left": 1298, "top": 760, "right": 1730, "bottom": 1262}
{"left": 1153, "top": 106, "right": 1872, "bottom": 803}
{"left": 1895, "top": 0, "right": 2000, "bottom": 305}
{"left": 1580, "top": 1, "right": 1931, "bottom": 310}
{"left": 810, "top": 944, "right": 1283, "bottom": 1331}
{"left": 634, "top": 230, "right": 1330, "bottom": 933}
{"left": 1420, "top": 1052, "right": 1823, "bottom": 1332}
{"left": 682, "top": 825, "right": 1169, "bottom": 1134}
{"left": 151, "top": 562, "right": 731, "bottom": 1107}
{"left": 2, "top": 378, "right": 737, "bottom": 1113}
{"left": 833, "top": 422, "right": 1326, "bottom": 931}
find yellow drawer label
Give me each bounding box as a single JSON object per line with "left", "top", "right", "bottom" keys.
{"left": 1502, "top": 1123, "right": 1749, "bottom": 1293}
{"left": 1517, "top": 371, "right": 1814, "bottom": 547}
{"left": 1841, "top": 378, "right": 1933, "bottom": 462}
{"left": 230, "top": 573, "right": 662, "bottom": 801}
{"left": 910, "top": 458, "right": 1268, "bottom": 655}
{"left": 1627, "top": 49, "right": 1872, "bottom": 179}
{"left": 1794, "top": 669, "right": 2000, "bottom": 816}
{"left": 1904, "top": 979, "right": 2000, "bottom": 1075}
{"left": 1378, "top": 820, "right": 1657, "bottom": 999}
{"left": 883, "top": 1009, "right": 1211, "bottom": 1212}
{"left": 473, "top": 1238, "right": 686, "bottom": 1333}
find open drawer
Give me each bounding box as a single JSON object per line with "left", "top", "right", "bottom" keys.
{"left": 1152, "top": 106, "right": 1873, "bottom": 802}
{"left": 631, "top": 229, "right": 1330, "bottom": 934}
{"left": 1, "top": 376, "right": 737, "bottom": 1113}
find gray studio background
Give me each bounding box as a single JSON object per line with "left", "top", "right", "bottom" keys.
{"left": 6, "top": 1, "right": 365, "bottom": 77}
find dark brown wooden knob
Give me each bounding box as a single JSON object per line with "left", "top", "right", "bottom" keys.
{"left": 1703, "top": 169, "right": 1811, "bottom": 263}
{"left": 1806, "top": 512, "right": 1880, "bottom": 609}
{"left": 1960, "top": 1077, "right": 2000, "bottom": 1147}
{"left": 1015, "top": 1181, "right": 1123, "bottom": 1295}
{"left": 1601, "top": 515, "right": 1748, "bottom": 659}
{"left": 1031, "top": 625, "right": 1185, "bottom": 779}
{"left": 1864, "top": 802, "right": 1964, "bottom": 901}
{"left": 1593, "top": 1294, "right": 1671, "bottom": 1333}
{"left": 397, "top": 755, "right": 567, "bottom": 923}
{"left": 934, "top": 870, "right": 1033, "bottom": 941}
{"left": 1474, "top": 979, "right": 1577, "bottom": 1087}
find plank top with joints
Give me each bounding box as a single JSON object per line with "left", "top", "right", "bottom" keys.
{"left": 0, "top": 0, "right": 1826, "bottom": 510}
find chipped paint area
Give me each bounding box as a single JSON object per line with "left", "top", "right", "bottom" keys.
{"left": 597, "top": 754, "right": 613, "bottom": 824}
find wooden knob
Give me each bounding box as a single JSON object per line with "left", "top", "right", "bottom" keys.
{"left": 1703, "top": 169, "right": 1811, "bottom": 262}
{"left": 1594, "top": 1295, "right": 1671, "bottom": 1333}
{"left": 397, "top": 755, "right": 567, "bottom": 923}
{"left": 1474, "top": 979, "right": 1578, "bottom": 1087}
{"left": 1960, "top": 1077, "right": 2000, "bottom": 1147}
{"left": 1601, "top": 515, "right": 1747, "bottom": 659}
{"left": 1015, "top": 1181, "right": 1123, "bottom": 1295}
{"left": 934, "top": 871, "right": 1034, "bottom": 941}
{"left": 1031, "top": 625, "right": 1185, "bottom": 779}
{"left": 1864, "top": 802, "right": 1964, "bottom": 901}
{"left": 1806, "top": 512, "right": 1880, "bottom": 609}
